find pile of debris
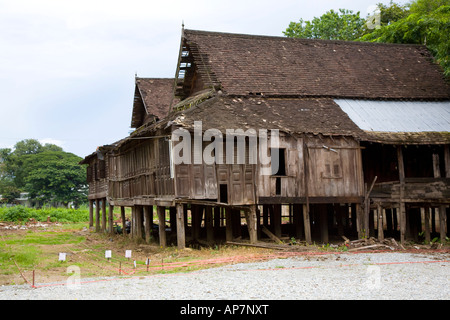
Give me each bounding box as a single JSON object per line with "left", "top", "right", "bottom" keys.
{"left": 341, "top": 236, "right": 405, "bottom": 252}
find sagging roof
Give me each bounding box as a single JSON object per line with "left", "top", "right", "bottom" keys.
{"left": 179, "top": 29, "right": 450, "bottom": 100}
{"left": 131, "top": 78, "right": 176, "bottom": 128}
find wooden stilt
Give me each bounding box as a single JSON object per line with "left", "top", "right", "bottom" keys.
{"left": 377, "top": 203, "right": 383, "bottom": 241}
{"left": 108, "top": 204, "right": 114, "bottom": 234}
{"left": 439, "top": 205, "right": 447, "bottom": 243}
{"left": 303, "top": 204, "right": 311, "bottom": 244}
{"left": 95, "top": 199, "right": 100, "bottom": 233}
{"left": 176, "top": 203, "right": 185, "bottom": 249}
{"left": 245, "top": 205, "right": 258, "bottom": 244}
{"left": 424, "top": 206, "right": 431, "bottom": 244}
{"left": 144, "top": 206, "right": 151, "bottom": 243}
{"left": 397, "top": 146, "right": 406, "bottom": 244}
{"left": 101, "top": 198, "right": 107, "bottom": 232}
{"left": 89, "top": 200, "right": 94, "bottom": 228}
{"left": 225, "top": 207, "right": 233, "bottom": 242}
{"left": 121, "top": 206, "right": 126, "bottom": 237}
{"left": 205, "top": 206, "right": 214, "bottom": 244}
{"left": 157, "top": 206, "right": 166, "bottom": 248}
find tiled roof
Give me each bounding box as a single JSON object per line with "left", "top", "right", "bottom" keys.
{"left": 131, "top": 78, "right": 176, "bottom": 128}
{"left": 182, "top": 29, "right": 450, "bottom": 99}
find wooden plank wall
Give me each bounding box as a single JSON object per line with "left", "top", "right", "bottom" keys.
{"left": 108, "top": 137, "right": 174, "bottom": 200}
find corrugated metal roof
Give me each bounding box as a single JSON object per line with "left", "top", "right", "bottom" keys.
{"left": 334, "top": 99, "right": 450, "bottom": 133}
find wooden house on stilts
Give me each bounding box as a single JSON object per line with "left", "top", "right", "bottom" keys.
{"left": 81, "top": 28, "right": 450, "bottom": 249}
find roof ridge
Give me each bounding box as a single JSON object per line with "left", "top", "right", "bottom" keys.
{"left": 183, "top": 28, "right": 427, "bottom": 49}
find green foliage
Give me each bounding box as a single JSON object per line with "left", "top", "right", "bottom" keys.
{"left": 360, "top": 0, "right": 450, "bottom": 77}
{"left": 283, "top": 8, "right": 366, "bottom": 40}
{"left": 0, "top": 205, "right": 90, "bottom": 223}
{"left": 284, "top": 0, "right": 450, "bottom": 77}
{"left": 0, "top": 139, "right": 87, "bottom": 206}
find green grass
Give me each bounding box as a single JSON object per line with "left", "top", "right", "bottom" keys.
{"left": 0, "top": 205, "right": 90, "bottom": 223}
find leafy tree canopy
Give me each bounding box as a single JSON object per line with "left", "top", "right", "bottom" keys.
{"left": 284, "top": 0, "right": 449, "bottom": 77}
{"left": 0, "top": 139, "right": 86, "bottom": 206}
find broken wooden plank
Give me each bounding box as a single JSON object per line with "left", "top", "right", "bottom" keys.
{"left": 261, "top": 225, "right": 283, "bottom": 244}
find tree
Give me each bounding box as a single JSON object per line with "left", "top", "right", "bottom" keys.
{"left": 0, "top": 139, "right": 87, "bottom": 206}
{"left": 283, "top": 8, "right": 367, "bottom": 41}
{"left": 284, "top": 0, "right": 450, "bottom": 77}
{"left": 23, "top": 151, "right": 87, "bottom": 206}
{"left": 360, "top": 0, "right": 450, "bottom": 77}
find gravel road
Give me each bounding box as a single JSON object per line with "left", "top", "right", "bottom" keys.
{"left": 1, "top": 251, "right": 448, "bottom": 300}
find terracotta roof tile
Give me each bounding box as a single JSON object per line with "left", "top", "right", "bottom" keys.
{"left": 183, "top": 29, "right": 450, "bottom": 99}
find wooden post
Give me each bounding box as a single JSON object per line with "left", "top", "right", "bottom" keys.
{"left": 121, "top": 206, "right": 126, "bottom": 237}
{"left": 439, "top": 205, "right": 447, "bottom": 243}
{"left": 176, "top": 203, "right": 185, "bottom": 249}
{"left": 273, "top": 204, "right": 282, "bottom": 238}
{"left": 385, "top": 208, "right": 393, "bottom": 237}
{"left": 101, "top": 198, "right": 107, "bottom": 233}
{"left": 144, "top": 206, "right": 151, "bottom": 243}
{"left": 95, "top": 199, "right": 100, "bottom": 232}
{"left": 245, "top": 205, "right": 258, "bottom": 244}
{"left": 424, "top": 206, "right": 431, "bottom": 244}
{"left": 89, "top": 199, "right": 94, "bottom": 228}
{"left": 302, "top": 204, "right": 311, "bottom": 244}
{"left": 205, "top": 206, "right": 214, "bottom": 244}
{"left": 136, "top": 206, "right": 144, "bottom": 240}
{"left": 397, "top": 146, "right": 406, "bottom": 244}
{"left": 157, "top": 206, "right": 166, "bottom": 248}
{"left": 108, "top": 204, "right": 114, "bottom": 234}
{"left": 225, "top": 207, "right": 233, "bottom": 242}
{"left": 131, "top": 206, "right": 136, "bottom": 237}
{"left": 377, "top": 203, "right": 383, "bottom": 241}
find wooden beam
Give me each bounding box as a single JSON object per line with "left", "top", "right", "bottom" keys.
{"left": 273, "top": 204, "right": 282, "bottom": 238}
{"left": 144, "top": 206, "right": 152, "bottom": 244}
{"left": 245, "top": 205, "right": 258, "bottom": 244}
{"left": 377, "top": 203, "right": 384, "bottom": 241}
{"left": 302, "top": 204, "right": 311, "bottom": 244}
{"left": 225, "top": 207, "right": 233, "bottom": 242}
{"left": 424, "top": 207, "right": 431, "bottom": 244}
{"left": 120, "top": 206, "right": 127, "bottom": 238}
{"left": 95, "top": 199, "right": 100, "bottom": 233}
{"left": 108, "top": 204, "right": 114, "bottom": 234}
{"left": 157, "top": 206, "right": 166, "bottom": 248}
{"left": 261, "top": 226, "right": 282, "bottom": 244}
{"left": 439, "top": 205, "right": 447, "bottom": 243}
{"left": 397, "top": 146, "right": 406, "bottom": 244}
{"left": 176, "top": 203, "right": 185, "bottom": 249}
{"left": 101, "top": 198, "right": 107, "bottom": 232}
{"left": 205, "top": 206, "right": 214, "bottom": 244}
{"left": 89, "top": 200, "right": 94, "bottom": 228}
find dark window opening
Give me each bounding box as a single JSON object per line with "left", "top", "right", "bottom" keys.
{"left": 219, "top": 184, "right": 228, "bottom": 203}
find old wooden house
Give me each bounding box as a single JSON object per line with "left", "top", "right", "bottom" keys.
{"left": 81, "top": 28, "right": 450, "bottom": 248}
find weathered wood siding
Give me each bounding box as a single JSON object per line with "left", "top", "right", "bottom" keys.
{"left": 86, "top": 156, "right": 109, "bottom": 200}
{"left": 109, "top": 137, "right": 174, "bottom": 201}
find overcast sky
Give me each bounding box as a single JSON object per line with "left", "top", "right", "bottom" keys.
{"left": 0, "top": 0, "right": 410, "bottom": 158}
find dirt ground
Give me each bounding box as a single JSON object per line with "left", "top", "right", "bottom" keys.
{"left": 1, "top": 221, "right": 449, "bottom": 287}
